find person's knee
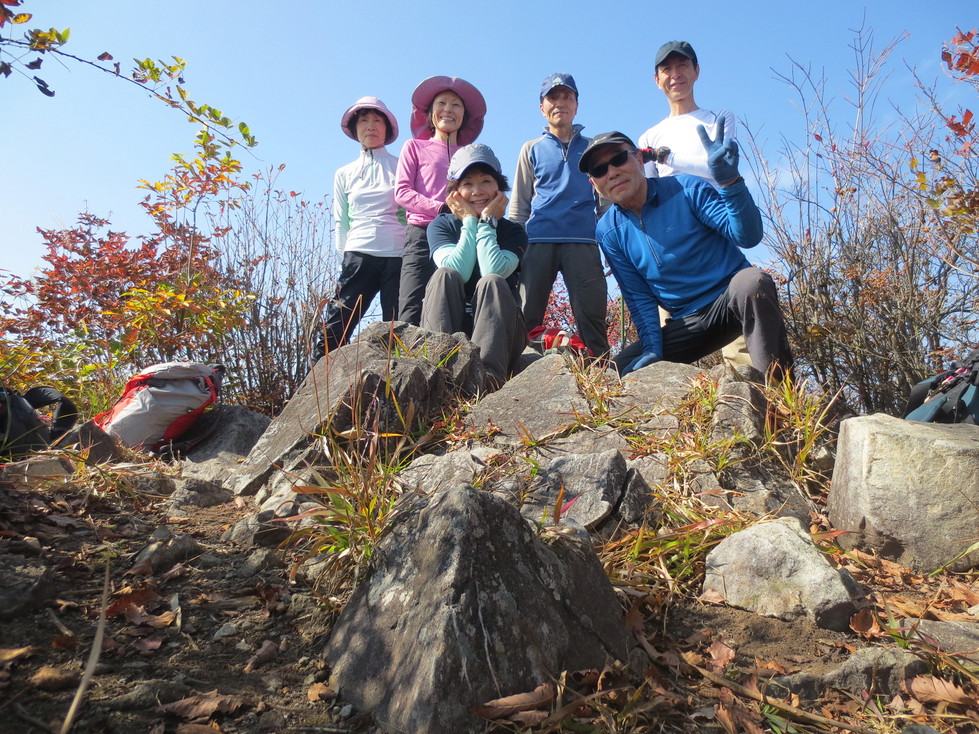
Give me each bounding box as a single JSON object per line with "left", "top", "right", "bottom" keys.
{"left": 731, "top": 266, "right": 778, "bottom": 302}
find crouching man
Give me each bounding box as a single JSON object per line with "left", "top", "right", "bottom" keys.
{"left": 579, "top": 123, "right": 792, "bottom": 378}
{"left": 422, "top": 144, "right": 528, "bottom": 388}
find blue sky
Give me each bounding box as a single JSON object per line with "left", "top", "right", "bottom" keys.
{"left": 1, "top": 0, "right": 974, "bottom": 279}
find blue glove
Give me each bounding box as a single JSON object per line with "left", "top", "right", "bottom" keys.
{"left": 622, "top": 351, "right": 660, "bottom": 376}
{"left": 696, "top": 117, "right": 740, "bottom": 186}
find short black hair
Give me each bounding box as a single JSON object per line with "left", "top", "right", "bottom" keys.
{"left": 347, "top": 108, "right": 392, "bottom": 142}
{"left": 446, "top": 162, "right": 509, "bottom": 193}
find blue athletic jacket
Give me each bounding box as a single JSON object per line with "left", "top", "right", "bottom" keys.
{"left": 596, "top": 175, "right": 763, "bottom": 360}
{"left": 507, "top": 125, "right": 597, "bottom": 244}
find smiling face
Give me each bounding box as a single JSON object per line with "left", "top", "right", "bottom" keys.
{"left": 354, "top": 110, "right": 388, "bottom": 149}
{"left": 588, "top": 144, "right": 646, "bottom": 215}
{"left": 456, "top": 168, "right": 500, "bottom": 211}
{"left": 540, "top": 86, "right": 578, "bottom": 132}
{"left": 655, "top": 53, "right": 700, "bottom": 107}
{"left": 430, "top": 90, "right": 465, "bottom": 139}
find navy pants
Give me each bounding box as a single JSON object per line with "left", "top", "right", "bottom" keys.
{"left": 397, "top": 224, "right": 436, "bottom": 327}
{"left": 313, "top": 251, "right": 401, "bottom": 360}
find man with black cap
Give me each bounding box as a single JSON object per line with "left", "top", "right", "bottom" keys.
{"left": 507, "top": 73, "right": 609, "bottom": 358}
{"left": 579, "top": 126, "right": 792, "bottom": 379}
{"left": 638, "top": 40, "right": 736, "bottom": 189}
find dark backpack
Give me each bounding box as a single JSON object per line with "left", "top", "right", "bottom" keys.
{"left": 903, "top": 349, "right": 979, "bottom": 424}
{"left": 0, "top": 385, "right": 78, "bottom": 461}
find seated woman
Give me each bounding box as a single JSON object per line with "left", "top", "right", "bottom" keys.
{"left": 422, "top": 144, "right": 528, "bottom": 388}
{"left": 313, "top": 96, "right": 404, "bottom": 361}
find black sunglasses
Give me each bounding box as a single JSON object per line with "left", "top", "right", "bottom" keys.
{"left": 589, "top": 149, "right": 636, "bottom": 179}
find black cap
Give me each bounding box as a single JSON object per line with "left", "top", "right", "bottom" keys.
{"left": 654, "top": 40, "right": 697, "bottom": 69}
{"left": 578, "top": 131, "right": 638, "bottom": 174}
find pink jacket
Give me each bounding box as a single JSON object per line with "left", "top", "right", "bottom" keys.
{"left": 395, "top": 138, "right": 460, "bottom": 227}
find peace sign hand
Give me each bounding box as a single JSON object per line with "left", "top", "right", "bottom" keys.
{"left": 696, "top": 116, "right": 741, "bottom": 187}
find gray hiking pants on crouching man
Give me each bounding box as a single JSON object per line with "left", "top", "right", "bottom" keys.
{"left": 614, "top": 266, "right": 793, "bottom": 377}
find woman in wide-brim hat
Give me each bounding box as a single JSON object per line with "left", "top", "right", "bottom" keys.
{"left": 394, "top": 76, "right": 486, "bottom": 327}
{"left": 312, "top": 96, "right": 406, "bottom": 362}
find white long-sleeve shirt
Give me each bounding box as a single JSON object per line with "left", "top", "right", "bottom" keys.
{"left": 333, "top": 146, "right": 406, "bottom": 256}
{"left": 638, "top": 108, "right": 737, "bottom": 189}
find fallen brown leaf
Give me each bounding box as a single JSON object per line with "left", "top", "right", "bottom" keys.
{"left": 707, "top": 639, "right": 736, "bottom": 672}
{"left": 699, "top": 588, "right": 726, "bottom": 604}
{"left": 307, "top": 682, "right": 335, "bottom": 702}
{"left": 106, "top": 586, "right": 162, "bottom": 617}
{"left": 849, "top": 607, "right": 883, "bottom": 638}
{"left": 175, "top": 725, "right": 222, "bottom": 734}
{"left": 30, "top": 665, "right": 79, "bottom": 691}
{"left": 909, "top": 675, "right": 977, "bottom": 707}
{"left": 160, "top": 690, "right": 246, "bottom": 720}
{"left": 472, "top": 683, "right": 555, "bottom": 719}
{"left": 0, "top": 646, "right": 33, "bottom": 663}
{"left": 243, "top": 640, "right": 278, "bottom": 673}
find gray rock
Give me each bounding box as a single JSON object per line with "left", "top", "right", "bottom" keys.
{"left": 463, "top": 355, "right": 590, "bottom": 447}
{"left": 325, "top": 485, "right": 628, "bottom": 734}
{"left": 233, "top": 325, "right": 476, "bottom": 497}
{"left": 773, "top": 647, "right": 927, "bottom": 701}
{"left": 828, "top": 414, "right": 979, "bottom": 572}
{"left": 179, "top": 404, "right": 270, "bottom": 487}
{"left": 913, "top": 620, "right": 979, "bottom": 665}
{"left": 0, "top": 554, "right": 54, "bottom": 620}
{"left": 521, "top": 449, "right": 627, "bottom": 529}
{"left": 53, "top": 419, "right": 121, "bottom": 464}
{"left": 130, "top": 528, "right": 203, "bottom": 574}
{"left": 609, "top": 361, "right": 702, "bottom": 420}
{"left": 712, "top": 374, "right": 766, "bottom": 446}
{"left": 703, "top": 517, "right": 859, "bottom": 631}
{"left": 165, "top": 477, "right": 232, "bottom": 511}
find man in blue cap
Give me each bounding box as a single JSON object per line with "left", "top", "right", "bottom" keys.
{"left": 579, "top": 127, "right": 792, "bottom": 379}
{"left": 507, "top": 73, "right": 609, "bottom": 358}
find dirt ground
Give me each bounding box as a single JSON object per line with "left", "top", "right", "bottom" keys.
{"left": 1, "top": 463, "right": 976, "bottom": 734}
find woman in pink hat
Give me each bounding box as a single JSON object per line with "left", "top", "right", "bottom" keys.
{"left": 395, "top": 76, "right": 486, "bottom": 326}
{"left": 312, "top": 96, "right": 406, "bottom": 361}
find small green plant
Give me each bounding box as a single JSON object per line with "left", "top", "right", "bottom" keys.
{"left": 286, "top": 427, "right": 406, "bottom": 605}
{"left": 760, "top": 371, "right": 841, "bottom": 495}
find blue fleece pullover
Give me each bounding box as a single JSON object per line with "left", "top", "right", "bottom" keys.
{"left": 596, "top": 175, "right": 763, "bottom": 360}
{"left": 507, "top": 125, "right": 596, "bottom": 244}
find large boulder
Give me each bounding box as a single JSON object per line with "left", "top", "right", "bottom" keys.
{"left": 702, "top": 517, "right": 860, "bottom": 631}
{"left": 828, "top": 414, "right": 979, "bottom": 572}
{"left": 325, "top": 485, "right": 629, "bottom": 734}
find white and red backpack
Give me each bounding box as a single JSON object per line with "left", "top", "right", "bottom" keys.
{"left": 94, "top": 362, "right": 225, "bottom": 453}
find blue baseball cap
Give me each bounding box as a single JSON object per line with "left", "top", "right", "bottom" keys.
{"left": 539, "top": 72, "right": 578, "bottom": 101}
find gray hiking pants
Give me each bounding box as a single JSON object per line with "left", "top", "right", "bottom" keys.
{"left": 421, "top": 267, "right": 527, "bottom": 387}
{"left": 615, "top": 266, "right": 793, "bottom": 377}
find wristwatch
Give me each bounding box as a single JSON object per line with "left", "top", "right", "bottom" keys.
{"left": 480, "top": 215, "right": 498, "bottom": 229}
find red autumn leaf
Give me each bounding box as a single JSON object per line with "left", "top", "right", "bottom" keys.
{"left": 106, "top": 587, "right": 162, "bottom": 617}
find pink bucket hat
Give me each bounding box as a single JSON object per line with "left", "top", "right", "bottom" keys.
{"left": 340, "top": 96, "right": 399, "bottom": 145}
{"left": 409, "top": 76, "right": 486, "bottom": 145}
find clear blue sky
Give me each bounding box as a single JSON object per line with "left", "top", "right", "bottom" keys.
{"left": 1, "top": 0, "right": 974, "bottom": 279}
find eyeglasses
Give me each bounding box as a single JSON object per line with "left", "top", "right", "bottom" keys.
{"left": 588, "top": 149, "right": 636, "bottom": 179}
